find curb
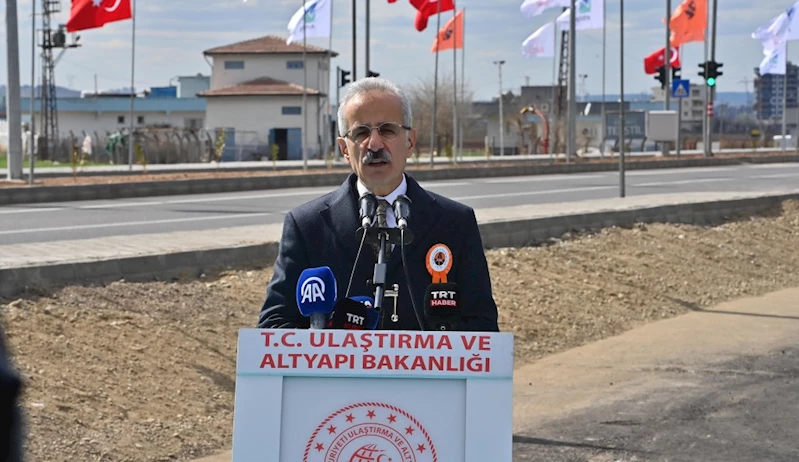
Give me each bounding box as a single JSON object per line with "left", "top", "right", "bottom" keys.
{"left": 2, "top": 155, "right": 797, "bottom": 206}
{"left": 3, "top": 192, "right": 797, "bottom": 298}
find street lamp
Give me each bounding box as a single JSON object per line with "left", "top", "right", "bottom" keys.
{"left": 493, "top": 60, "right": 505, "bottom": 156}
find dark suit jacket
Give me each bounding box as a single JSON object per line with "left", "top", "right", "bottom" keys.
{"left": 258, "top": 173, "right": 499, "bottom": 332}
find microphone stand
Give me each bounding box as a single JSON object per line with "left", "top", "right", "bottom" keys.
{"left": 356, "top": 225, "right": 413, "bottom": 325}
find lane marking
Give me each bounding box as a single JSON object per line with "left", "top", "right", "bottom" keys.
{"left": 0, "top": 212, "right": 273, "bottom": 236}
{"left": 482, "top": 174, "right": 604, "bottom": 184}
{"left": 454, "top": 185, "right": 615, "bottom": 201}
{"left": 633, "top": 178, "right": 731, "bottom": 187}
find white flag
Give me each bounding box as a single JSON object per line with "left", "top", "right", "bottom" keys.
{"left": 286, "top": 0, "right": 332, "bottom": 45}
{"left": 520, "top": 0, "right": 570, "bottom": 18}
{"left": 522, "top": 22, "right": 556, "bottom": 58}
{"left": 556, "top": 0, "right": 604, "bottom": 31}
{"left": 752, "top": 1, "right": 799, "bottom": 45}
{"left": 760, "top": 41, "right": 787, "bottom": 75}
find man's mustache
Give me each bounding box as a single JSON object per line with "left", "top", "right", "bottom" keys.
{"left": 362, "top": 149, "right": 393, "bottom": 165}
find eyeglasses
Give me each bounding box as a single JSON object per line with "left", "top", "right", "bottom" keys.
{"left": 344, "top": 122, "right": 412, "bottom": 144}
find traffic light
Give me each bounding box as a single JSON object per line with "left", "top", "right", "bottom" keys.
{"left": 339, "top": 68, "right": 351, "bottom": 88}
{"left": 654, "top": 66, "right": 667, "bottom": 89}
{"left": 706, "top": 60, "right": 723, "bottom": 87}
{"left": 366, "top": 70, "right": 380, "bottom": 78}
{"left": 698, "top": 61, "right": 708, "bottom": 82}
{"left": 671, "top": 66, "right": 681, "bottom": 81}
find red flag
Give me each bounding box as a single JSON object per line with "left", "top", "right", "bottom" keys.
{"left": 643, "top": 46, "right": 681, "bottom": 75}
{"left": 66, "top": 0, "right": 132, "bottom": 33}
{"left": 411, "top": 0, "right": 456, "bottom": 32}
{"left": 431, "top": 10, "right": 463, "bottom": 52}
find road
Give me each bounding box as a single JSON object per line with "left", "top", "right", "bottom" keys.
{"left": 1, "top": 163, "right": 798, "bottom": 246}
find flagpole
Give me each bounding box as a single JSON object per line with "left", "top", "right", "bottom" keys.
{"left": 452, "top": 8, "right": 458, "bottom": 164}
{"left": 551, "top": 19, "right": 557, "bottom": 157}
{"left": 302, "top": 0, "right": 308, "bottom": 171}
{"left": 127, "top": 0, "right": 136, "bottom": 170}
{"left": 600, "top": 0, "right": 606, "bottom": 157}
{"left": 459, "top": 7, "right": 466, "bottom": 161}
{"left": 328, "top": 0, "right": 334, "bottom": 161}
{"left": 429, "top": 0, "right": 442, "bottom": 167}
{"left": 782, "top": 42, "right": 788, "bottom": 153}
{"left": 567, "top": 0, "right": 576, "bottom": 162}
{"left": 619, "top": 0, "right": 625, "bottom": 197}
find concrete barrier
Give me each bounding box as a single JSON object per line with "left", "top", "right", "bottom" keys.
{"left": 1, "top": 154, "right": 797, "bottom": 206}
{"left": 2, "top": 190, "right": 797, "bottom": 298}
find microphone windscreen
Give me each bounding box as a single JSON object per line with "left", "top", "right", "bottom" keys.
{"left": 423, "top": 282, "right": 459, "bottom": 331}
{"left": 351, "top": 295, "right": 379, "bottom": 329}
{"left": 329, "top": 298, "right": 372, "bottom": 330}
{"left": 296, "top": 266, "right": 338, "bottom": 318}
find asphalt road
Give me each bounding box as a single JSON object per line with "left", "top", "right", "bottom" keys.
{"left": 512, "top": 347, "right": 799, "bottom": 462}
{"left": 1, "top": 163, "right": 798, "bottom": 246}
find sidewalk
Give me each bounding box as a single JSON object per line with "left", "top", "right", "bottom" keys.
{"left": 190, "top": 287, "right": 799, "bottom": 461}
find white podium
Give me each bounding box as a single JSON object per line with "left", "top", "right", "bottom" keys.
{"left": 232, "top": 329, "right": 515, "bottom": 462}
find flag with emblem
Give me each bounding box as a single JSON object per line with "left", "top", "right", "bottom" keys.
{"left": 431, "top": 9, "right": 463, "bottom": 52}
{"left": 66, "top": 0, "right": 132, "bottom": 32}
{"left": 286, "top": 0, "right": 332, "bottom": 45}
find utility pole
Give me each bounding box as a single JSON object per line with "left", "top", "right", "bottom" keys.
{"left": 494, "top": 60, "right": 505, "bottom": 157}
{"left": 663, "top": 0, "right": 671, "bottom": 156}
{"left": 351, "top": 0, "right": 356, "bottom": 80}
{"left": 28, "top": 0, "right": 36, "bottom": 185}
{"left": 365, "top": 0, "right": 370, "bottom": 77}
{"left": 567, "top": 0, "right": 576, "bottom": 162}
{"left": 708, "top": 0, "right": 718, "bottom": 156}
{"left": 5, "top": 0, "right": 23, "bottom": 180}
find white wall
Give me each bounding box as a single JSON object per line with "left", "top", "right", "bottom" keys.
{"left": 31, "top": 110, "right": 205, "bottom": 136}
{"left": 205, "top": 95, "right": 325, "bottom": 155}
{"left": 210, "top": 54, "right": 330, "bottom": 93}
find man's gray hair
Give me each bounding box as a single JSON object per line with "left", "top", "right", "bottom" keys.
{"left": 337, "top": 77, "right": 413, "bottom": 137}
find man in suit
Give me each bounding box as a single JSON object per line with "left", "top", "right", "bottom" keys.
{"left": 258, "top": 77, "right": 498, "bottom": 332}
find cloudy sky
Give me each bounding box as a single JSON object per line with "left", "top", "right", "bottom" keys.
{"left": 0, "top": 0, "right": 795, "bottom": 101}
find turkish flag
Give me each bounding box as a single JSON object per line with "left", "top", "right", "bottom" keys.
{"left": 431, "top": 10, "right": 463, "bottom": 52}
{"left": 66, "top": 0, "right": 132, "bottom": 33}
{"left": 411, "top": 0, "right": 456, "bottom": 32}
{"left": 643, "top": 46, "right": 681, "bottom": 74}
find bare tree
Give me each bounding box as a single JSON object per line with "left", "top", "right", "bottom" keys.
{"left": 403, "top": 74, "right": 475, "bottom": 156}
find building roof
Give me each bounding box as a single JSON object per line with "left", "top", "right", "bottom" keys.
{"left": 198, "top": 77, "right": 323, "bottom": 97}
{"left": 203, "top": 35, "right": 338, "bottom": 56}
{"left": 20, "top": 96, "right": 206, "bottom": 113}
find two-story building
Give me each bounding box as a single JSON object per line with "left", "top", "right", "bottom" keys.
{"left": 199, "top": 35, "right": 337, "bottom": 161}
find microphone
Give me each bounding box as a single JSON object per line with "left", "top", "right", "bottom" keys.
{"left": 328, "top": 297, "right": 377, "bottom": 330}
{"left": 392, "top": 194, "right": 412, "bottom": 230}
{"left": 359, "top": 192, "right": 377, "bottom": 228}
{"left": 351, "top": 295, "right": 380, "bottom": 330}
{"left": 423, "top": 282, "right": 460, "bottom": 331}
{"left": 296, "top": 266, "right": 338, "bottom": 329}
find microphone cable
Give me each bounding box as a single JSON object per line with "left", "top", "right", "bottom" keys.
{"left": 345, "top": 226, "right": 369, "bottom": 299}
{"left": 401, "top": 227, "right": 427, "bottom": 331}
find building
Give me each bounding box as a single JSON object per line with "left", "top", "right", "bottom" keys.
{"left": 20, "top": 92, "right": 206, "bottom": 137}
{"left": 754, "top": 61, "right": 799, "bottom": 121}
{"left": 198, "top": 35, "right": 337, "bottom": 161}
{"left": 651, "top": 83, "right": 708, "bottom": 132}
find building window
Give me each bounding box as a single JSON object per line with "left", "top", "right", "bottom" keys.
{"left": 137, "top": 116, "right": 145, "bottom": 124}
{"left": 224, "top": 60, "right": 245, "bottom": 70}
{"left": 287, "top": 61, "right": 304, "bottom": 69}
{"left": 117, "top": 115, "right": 125, "bottom": 124}
{"left": 185, "top": 118, "right": 203, "bottom": 129}
{"left": 282, "top": 106, "right": 302, "bottom": 115}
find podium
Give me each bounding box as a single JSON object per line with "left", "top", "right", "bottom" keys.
{"left": 232, "top": 329, "right": 515, "bottom": 461}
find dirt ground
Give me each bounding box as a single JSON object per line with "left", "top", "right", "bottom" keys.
{"left": 0, "top": 151, "right": 786, "bottom": 188}
{"left": 2, "top": 200, "right": 799, "bottom": 461}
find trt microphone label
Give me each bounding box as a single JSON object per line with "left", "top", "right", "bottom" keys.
{"left": 347, "top": 313, "right": 365, "bottom": 326}
{"left": 429, "top": 291, "right": 457, "bottom": 307}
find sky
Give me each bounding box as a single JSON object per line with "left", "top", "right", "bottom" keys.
{"left": 0, "top": 0, "right": 796, "bottom": 101}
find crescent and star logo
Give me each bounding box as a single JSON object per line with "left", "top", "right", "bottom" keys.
{"left": 304, "top": 402, "right": 437, "bottom": 462}
{"left": 92, "top": 0, "right": 123, "bottom": 12}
